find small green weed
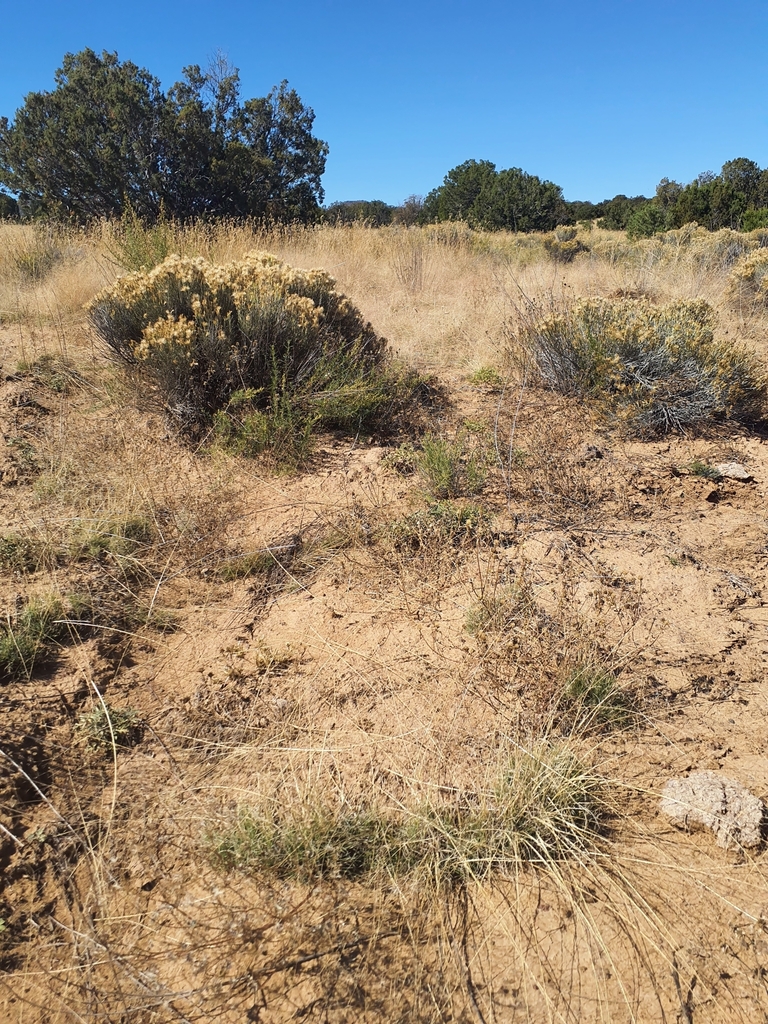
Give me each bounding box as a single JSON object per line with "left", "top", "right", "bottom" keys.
{"left": 105, "top": 205, "right": 175, "bottom": 272}
{"left": 381, "top": 441, "right": 419, "bottom": 475}
{"left": 468, "top": 366, "right": 504, "bottom": 388}
{"left": 74, "top": 703, "right": 142, "bottom": 752}
{"left": 389, "top": 500, "right": 490, "bottom": 550}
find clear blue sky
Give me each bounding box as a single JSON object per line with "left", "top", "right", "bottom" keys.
{"left": 1, "top": 0, "right": 766, "bottom": 205}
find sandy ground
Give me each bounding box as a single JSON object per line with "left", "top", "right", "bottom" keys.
{"left": 1, "top": 340, "right": 767, "bottom": 1022}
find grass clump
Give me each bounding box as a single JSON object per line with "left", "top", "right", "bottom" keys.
{"left": 0, "top": 535, "right": 41, "bottom": 575}
{"left": 70, "top": 515, "right": 154, "bottom": 561}
{"left": 687, "top": 459, "right": 722, "bottom": 479}
{"left": 560, "top": 664, "right": 632, "bottom": 732}
{"left": 8, "top": 225, "right": 62, "bottom": 282}
{"left": 210, "top": 742, "right": 604, "bottom": 887}
{"left": 519, "top": 296, "right": 766, "bottom": 434}
{"left": 0, "top": 596, "right": 66, "bottom": 681}
{"left": 216, "top": 548, "right": 280, "bottom": 582}
{"left": 74, "top": 703, "right": 142, "bottom": 752}
{"left": 465, "top": 582, "right": 537, "bottom": 640}
{"left": 16, "top": 353, "right": 78, "bottom": 393}
{"left": 416, "top": 429, "right": 490, "bottom": 498}
{"left": 86, "top": 251, "right": 412, "bottom": 462}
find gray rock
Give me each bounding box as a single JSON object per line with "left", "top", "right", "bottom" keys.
{"left": 660, "top": 771, "right": 764, "bottom": 849}
{"left": 714, "top": 462, "right": 752, "bottom": 481}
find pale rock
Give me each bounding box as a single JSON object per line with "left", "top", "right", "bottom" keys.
{"left": 661, "top": 770, "right": 764, "bottom": 849}
{"left": 714, "top": 462, "right": 752, "bottom": 482}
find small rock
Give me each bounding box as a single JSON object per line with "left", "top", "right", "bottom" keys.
{"left": 660, "top": 770, "right": 765, "bottom": 849}
{"left": 714, "top": 462, "right": 752, "bottom": 482}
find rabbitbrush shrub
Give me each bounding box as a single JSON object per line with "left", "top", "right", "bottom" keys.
{"left": 728, "top": 248, "right": 768, "bottom": 308}
{"left": 87, "top": 252, "right": 404, "bottom": 451}
{"left": 519, "top": 296, "right": 765, "bottom": 434}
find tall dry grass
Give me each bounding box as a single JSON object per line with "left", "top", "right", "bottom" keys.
{"left": 3, "top": 217, "right": 766, "bottom": 373}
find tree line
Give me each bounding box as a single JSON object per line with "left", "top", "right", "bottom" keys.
{"left": 1, "top": 50, "right": 766, "bottom": 237}
{"left": 0, "top": 49, "right": 327, "bottom": 222}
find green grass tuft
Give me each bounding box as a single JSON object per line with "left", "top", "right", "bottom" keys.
{"left": 0, "top": 596, "right": 66, "bottom": 681}
{"left": 210, "top": 742, "right": 604, "bottom": 888}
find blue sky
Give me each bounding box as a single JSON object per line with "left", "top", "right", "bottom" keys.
{"left": 1, "top": 0, "right": 766, "bottom": 205}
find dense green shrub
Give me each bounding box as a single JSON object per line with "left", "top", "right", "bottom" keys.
{"left": 519, "top": 296, "right": 765, "bottom": 434}
{"left": 626, "top": 202, "right": 668, "bottom": 239}
{"left": 741, "top": 208, "right": 768, "bottom": 231}
{"left": 0, "top": 50, "right": 327, "bottom": 222}
{"left": 421, "top": 159, "right": 566, "bottom": 232}
{"left": 87, "top": 252, "right": 410, "bottom": 455}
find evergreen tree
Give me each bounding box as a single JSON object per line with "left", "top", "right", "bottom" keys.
{"left": 0, "top": 49, "right": 328, "bottom": 222}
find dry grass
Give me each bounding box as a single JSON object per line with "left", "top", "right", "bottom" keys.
{"left": 1, "top": 217, "right": 768, "bottom": 1023}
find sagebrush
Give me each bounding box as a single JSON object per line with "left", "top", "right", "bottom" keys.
{"left": 517, "top": 296, "right": 766, "bottom": 434}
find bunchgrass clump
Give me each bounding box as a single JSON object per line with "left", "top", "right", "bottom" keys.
{"left": 217, "top": 549, "right": 280, "bottom": 582}
{"left": 518, "top": 296, "right": 766, "bottom": 434}
{"left": 74, "top": 703, "right": 142, "bottom": 752}
{"left": 210, "top": 742, "right": 604, "bottom": 888}
{"left": 416, "top": 430, "right": 490, "bottom": 498}
{"left": 86, "top": 252, "right": 412, "bottom": 460}
{"left": 8, "top": 225, "right": 62, "bottom": 282}
{"left": 560, "top": 664, "right": 632, "bottom": 732}
{"left": 16, "top": 353, "right": 78, "bottom": 393}
{"left": 687, "top": 459, "right": 722, "bottom": 480}
{"left": 465, "top": 582, "right": 537, "bottom": 639}
{"left": 70, "top": 515, "right": 154, "bottom": 561}
{"left": 0, "top": 595, "right": 65, "bottom": 681}
{"left": 0, "top": 535, "right": 41, "bottom": 575}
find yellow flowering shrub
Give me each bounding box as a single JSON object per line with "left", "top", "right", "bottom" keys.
{"left": 519, "top": 296, "right": 765, "bottom": 434}
{"left": 728, "top": 249, "right": 768, "bottom": 307}
{"left": 86, "top": 252, "right": 389, "bottom": 436}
